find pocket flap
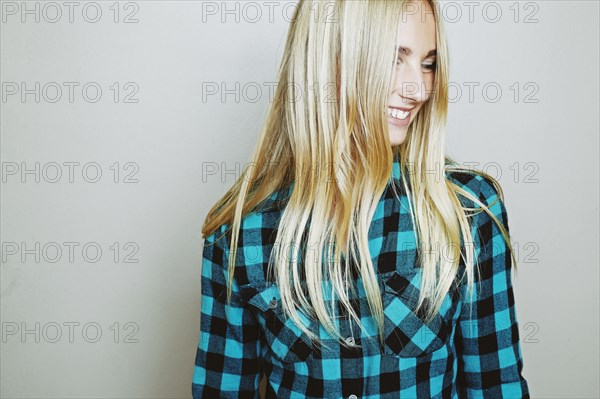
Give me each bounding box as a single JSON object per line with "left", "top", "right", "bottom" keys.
{"left": 380, "top": 268, "right": 457, "bottom": 358}
{"left": 242, "top": 283, "right": 316, "bottom": 363}
{"left": 382, "top": 269, "right": 421, "bottom": 303}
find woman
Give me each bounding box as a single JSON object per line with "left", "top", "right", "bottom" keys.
{"left": 193, "top": 0, "right": 530, "bottom": 397}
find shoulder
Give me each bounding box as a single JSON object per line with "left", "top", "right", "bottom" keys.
{"left": 445, "top": 166, "right": 505, "bottom": 214}
{"left": 205, "top": 183, "right": 292, "bottom": 246}
{"left": 241, "top": 183, "right": 291, "bottom": 241}
{"left": 446, "top": 168, "right": 510, "bottom": 254}
{"left": 203, "top": 184, "right": 291, "bottom": 285}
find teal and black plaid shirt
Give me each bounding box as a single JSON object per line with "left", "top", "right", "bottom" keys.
{"left": 192, "top": 155, "right": 530, "bottom": 398}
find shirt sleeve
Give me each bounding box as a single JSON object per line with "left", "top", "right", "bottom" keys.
{"left": 192, "top": 225, "right": 263, "bottom": 399}
{"left": 455, "top": 177, "right": 530, "bottom": 398}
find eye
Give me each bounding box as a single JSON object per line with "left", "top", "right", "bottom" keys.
{"left": 395, "top": 56, "right": 437, "bottom": 72}
{"left": 423, "top": 61, "right": 436, "bottom": 71}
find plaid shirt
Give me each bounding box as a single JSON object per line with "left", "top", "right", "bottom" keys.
{"left": 192, "top": 156, "right": 530, "bottom": 399}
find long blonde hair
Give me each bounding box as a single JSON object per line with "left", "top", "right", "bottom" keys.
{"left": 201, "top": 0, "right": 517, "bottom": 351}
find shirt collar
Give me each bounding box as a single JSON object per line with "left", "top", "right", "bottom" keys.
{"left": 390, "top": 151, "right": 402, "bottom": 183}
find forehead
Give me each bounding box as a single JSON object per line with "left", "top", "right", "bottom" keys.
{"left": 395, "top": 0, "right": 437, "bottom": 55}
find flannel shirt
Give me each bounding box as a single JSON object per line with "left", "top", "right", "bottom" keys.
{"left": 192, "top": 154, "right": 530, "bottom": 398}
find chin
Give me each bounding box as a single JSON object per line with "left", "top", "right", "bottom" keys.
{"left": 388, "top": 127, "right": 408, "bottom": 146}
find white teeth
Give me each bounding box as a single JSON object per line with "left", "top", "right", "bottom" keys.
{"left": 388, "top": 107, "right": 410, "bottom": 120}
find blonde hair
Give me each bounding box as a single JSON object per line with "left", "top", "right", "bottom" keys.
{"left": 201, "top": 0, "right": 517, "bottom": 351}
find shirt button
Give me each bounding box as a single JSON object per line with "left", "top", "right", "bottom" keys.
{"left": 269, "top": 299, "right": 278, "bottom": 309}
{"left": 349, "top": 395, "right": 358, "bottom": 399}
{"left": 345, "top": 336, "right": 355, "bottom": 346}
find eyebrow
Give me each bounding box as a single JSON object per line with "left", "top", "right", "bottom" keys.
{"left": 396, "top": 45, "right": 437, "bottom": 58}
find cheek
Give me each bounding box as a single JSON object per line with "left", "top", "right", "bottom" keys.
{"left": 423, "top": 76, "right": 436, "bottom": 100}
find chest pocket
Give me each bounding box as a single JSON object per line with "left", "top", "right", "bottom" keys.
{"left": 380, "top": 268, "right": 459, "bottom": 358}
{"left": 243, "top": 284, "right": 316, "bottom": 364}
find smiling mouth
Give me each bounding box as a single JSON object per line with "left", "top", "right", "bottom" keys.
{"left": 387, "top": 107, "right": 410, "bottom": 120}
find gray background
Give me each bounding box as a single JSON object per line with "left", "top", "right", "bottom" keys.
{"left": 1, "top": 1, "right": 598, "bottom": 398}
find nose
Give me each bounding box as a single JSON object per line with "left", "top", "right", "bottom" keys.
{"left": 391, "top": 62, "right": 427, "bottom": 103}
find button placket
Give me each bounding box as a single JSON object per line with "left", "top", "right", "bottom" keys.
{"left": 346, "top": 306, "right": 356, "bottom": 347}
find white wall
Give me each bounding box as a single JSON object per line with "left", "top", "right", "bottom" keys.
{"left": 1, "top": 1, "right": 598, "bottom": 398}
